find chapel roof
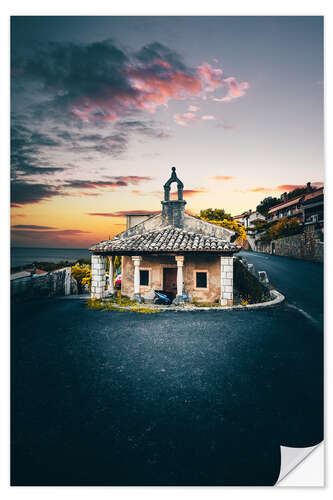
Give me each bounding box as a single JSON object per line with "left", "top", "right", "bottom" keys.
{"left": 90, "top": 225, "right": 239, "bottom": 255}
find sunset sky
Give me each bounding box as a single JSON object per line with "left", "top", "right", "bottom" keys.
{"left": 11, "top": 16, "right": 324, "bottom": 248}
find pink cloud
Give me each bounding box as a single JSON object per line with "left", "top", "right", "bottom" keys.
{"left": 174, "top": 112, "right": 197, "bottom": 126}
{"left": 170, "top": 189, "right": 207, "bottom": 199}
{"left": 201, "top": 115, "right": 215, "bottom": 120}
{"left": 210, "top": 176, "right": 234, "bottom": 181}
{"left": 71, "top": 59, "right": 248, "bottom": 123}
{"left": 276, "top": 182, "right": 323, "bottom": 191}
{"left": 71, "top": 61, "right": 204, "bottom": 123}
{"left": 197, "top": 63, "right": 223, "bottom": 92}
{"left": 276, "top": 184, "right": 304, "bottom": 191}
{"left": 250, "top": 187, "right": 273, "bottom": 192}
{"left": 214, "top": 77, "right": 250, "bottom": 103}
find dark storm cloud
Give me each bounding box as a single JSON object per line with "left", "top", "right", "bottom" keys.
{"left": 11, "top": 173, "right": 153, "bottom": 207}
{"left": 11, "top": 39, "right": 187, "bottom": 183}
{"left": 135, "top": 42, "right": 188, "bottom": 72}
{"left": 11, "top": 229, "right": 90, "bottom": 240}
{"left": 11, "top": 181, "right": 63, "bottom": 206}
{"left": 29, "top": 132, "right": 60, "bottom": 147}
{"left": 12, "top": 39, "right": 130, "bottom": 103}
{"left": 115, "top": 120, "right": 171, "bottom": 140}
{"left": 51, "top": 121, "right": 169, "bottom": 159}
{"left": 12, "top": 224, "right": 57, "bottom": 230}
{"left": 12, "top": 39, "right": 203, "bottom": 123}
{"left": 64, "top": 176, "right": 153, "bottom": 190}
{"left": 66, "top": 134, "right": 128, "bottom": 157}
{"left": 12, "top": 38, "right": 243, "bottom": 205}
{"left": 11, "top": 120, "right": 65, "bottom": 179}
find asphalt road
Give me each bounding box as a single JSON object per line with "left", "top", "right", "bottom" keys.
{"left": 11, "top": 251, "right": 323, "bottom": 486}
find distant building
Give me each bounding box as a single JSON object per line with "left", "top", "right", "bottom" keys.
{"left": 233, "top": 210, "right": 265, "bottom": 228}
{"left": 302, "top": 187, "right": 324, "bottom": 239}
{"left": 267, "top": 194, "right": 304, "bottom": 223}
{"left": 267, "top": 182, "right": 324, "bottom": 226}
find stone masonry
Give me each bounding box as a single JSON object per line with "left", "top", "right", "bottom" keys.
{"left": 91, "top": 254, "right": 106, "bottom": 299}
{"left": 220, "top": 256, "right": 234, "bottom": 306}
{"left": 256, "top": 229, "right": 323, "bottom": 263}
{"left": 11, "top": 267, "right": 78, "bottom": 303}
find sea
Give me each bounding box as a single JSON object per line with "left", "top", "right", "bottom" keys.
{"left": 11, "top": 247, "right": 91, "bottom": 269}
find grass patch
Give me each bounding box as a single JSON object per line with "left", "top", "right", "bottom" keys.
{"left": 86, "top": 298, "right": 106, "bottom": 310}
{"left": 108, "top": 296, "right": 137, "bottom": 307}
{"left": 86, "top": 298, "right": 161, "bottom": 314}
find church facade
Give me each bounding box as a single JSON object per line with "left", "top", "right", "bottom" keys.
{"left": 89, "top": 168, "right": 240, "bottom": 305}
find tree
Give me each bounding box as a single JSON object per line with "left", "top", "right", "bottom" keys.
{"left": 256, "top": 197, "right": 281, "bottom": 217}
{"left": 259, "top": 217, "right": 302, "bottom": 243}
{"left": 199, "top": 216, "right": 247, "bottom": 242}
{"left": 71, "top": 263, "right": 92, "bottom": 292}
{"left": 286, "top": 186, "right": 313, "bottom": 200}
{"left": 199, "top": 208, "right": 233, "bottom": 221}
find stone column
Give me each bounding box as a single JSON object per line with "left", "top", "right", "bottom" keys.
{"left": 173, "top": 255, "right": 184, "bottom": 305}
{"left": 107, "top": 256, "right": 115, "bottom": 295}
{"left": 220, "top": 256, "right": 234, "bottom": 306}
{"left": 91, "top": 254, "right": 106, "bottom": 299}
{"left": 132, "top": 256, "right": 142, "bottom": 302}
{"left": 64, "top": 267, "right": 71, "bottom": 296}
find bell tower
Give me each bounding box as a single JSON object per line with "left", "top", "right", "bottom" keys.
{"left": 161, "top": 167, "right": 187, "bottom": 228}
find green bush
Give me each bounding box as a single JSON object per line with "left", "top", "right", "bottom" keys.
{"left": 259, "top": 217, "right": 302, "bottom": 243}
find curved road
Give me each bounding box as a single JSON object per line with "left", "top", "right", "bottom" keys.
{"left": 239, "top": 250, "right": 324, "bottom": 326}
{"left": 11, "top": 251, "right": 323, "bottom": 486}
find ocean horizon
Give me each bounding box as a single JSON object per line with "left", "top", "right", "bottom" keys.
{"left": 11, "top": 247, "right": 91, "bottom": 268}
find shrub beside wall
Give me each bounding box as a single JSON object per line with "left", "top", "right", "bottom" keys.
{"left": 233, "top": 259, "right": 270, "bottom": 304}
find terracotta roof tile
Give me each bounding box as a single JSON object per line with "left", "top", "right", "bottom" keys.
{"left": 303, "top": 187, "right": 324, "bottom": 202}
{"left": 268, "top": 196, "right": 303, "bottom": 213}
{"left": 90, "top": 226, "right": 239, "bottom": 254}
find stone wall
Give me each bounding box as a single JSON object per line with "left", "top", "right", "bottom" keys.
{"left": 91, "top": 254, "right": 106, "bottom": 299}
{"left": 182, "top": 213, "right": 234, "bottom": 241}
{"left": 121, "top": 254, "right": 222, "bottom": 303}
{"left": 117, "top": 214, "right": 163, "bottom": 238}
{"left": 11, "top": 267, "right": 78, "bottom": 303}
{"left": 256, "top": 231, "right": 323, "bottom": 263}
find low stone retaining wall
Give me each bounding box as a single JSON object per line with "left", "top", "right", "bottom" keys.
{"left": 256, "top": 232, "right": 323, "bottom": 263}
{"left": 11, "top": 267, "right": 78, "bottom": 303}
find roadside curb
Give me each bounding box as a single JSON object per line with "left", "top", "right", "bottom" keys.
{"left": 157, "top": 289, "right": 285, "bottom": 312}
{"left": 77, "top": 288, "right": 285, "bottom": 312}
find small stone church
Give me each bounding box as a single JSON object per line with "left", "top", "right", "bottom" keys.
{"left": 89, "top": 167, "right": 240, "bottom": 305}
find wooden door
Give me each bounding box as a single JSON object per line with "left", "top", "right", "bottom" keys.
{"left": 163, "top": 268, "right": 177, "bottom": 295}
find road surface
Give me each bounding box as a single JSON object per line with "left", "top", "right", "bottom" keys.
{"left": 11, "top": 251, "right": 323, "bottom": 486}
